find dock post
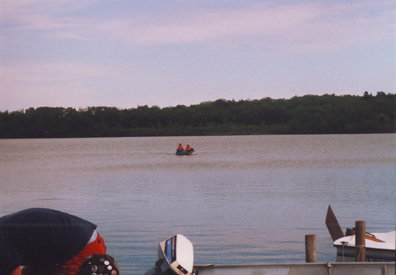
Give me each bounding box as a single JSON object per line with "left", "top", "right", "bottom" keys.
{"left": 355, "top": 220, "right": 366, "bottom": 262}
{"left": 305, "top": 234, "right": 316, "bottom": 263}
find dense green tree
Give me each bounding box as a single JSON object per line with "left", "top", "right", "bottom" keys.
{"left": 0, "top": 92, "right": 394, "bottom": 138}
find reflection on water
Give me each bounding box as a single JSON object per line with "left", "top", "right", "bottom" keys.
{"left": 0, "top": 134, "right": 395, "bottom": 274}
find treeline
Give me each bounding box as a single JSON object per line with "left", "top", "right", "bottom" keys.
{"left": 0, "top": 92, "right": 394, "bottom": 138}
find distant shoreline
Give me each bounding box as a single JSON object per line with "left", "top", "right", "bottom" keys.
{"left": 1, "top": 92, "right": 394, "bottom": 138}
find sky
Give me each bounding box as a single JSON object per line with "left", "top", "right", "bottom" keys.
{"left": 0, "top": 0, "right": 395, "bottom": 111}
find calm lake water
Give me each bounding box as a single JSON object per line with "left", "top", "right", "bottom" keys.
{"left": 0, "top": 134, "right": 395, "bottom": 274}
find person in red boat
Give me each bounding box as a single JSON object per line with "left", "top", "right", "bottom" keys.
{"left": 178, "top": 143, "right": 184, "bottom": 150}
{"left": 0, "top": 208, "right": 116, "bottom": 275}
{"left": 185, "top": 145, "right": 192, "bottom": 151}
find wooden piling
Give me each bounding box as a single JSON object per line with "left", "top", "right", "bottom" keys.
{"left": 355, "top": 220, "right": 366, "bottom": 262}
{"left": 305, "top": 234, "right": 316, "bottom": 263}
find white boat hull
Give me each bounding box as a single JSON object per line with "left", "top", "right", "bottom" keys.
{"left": 326, "top": 206, "right": 395, "bottom": 263}
{"left": 335, "top": 245, "right": 395, "bottom": 262}
{"left": 334, "top": 231, "right": 395, "bottom": 262}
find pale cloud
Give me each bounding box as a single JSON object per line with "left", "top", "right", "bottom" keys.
{"left": 2, "top": 1, "right": 394, "bottom": 54}
{"left": 0, "top": 61, "right": 107, "bottom": 110}
{"left": 12, "top": 14, "right": 87, "bottom": 32}
{"left": 0, "top": 1, "right": 96, "bottom": 43}
{"left": 0, "top": 0, "right": 394, "bottom": 111}
{"left": 0, "top": 59, "right": 153, "bottom": 110}
{"left": 0, "top": 0, "right": 99, "bottom": 17}
{"left": 95, "top": 1, "right": 395, "bottom": 54}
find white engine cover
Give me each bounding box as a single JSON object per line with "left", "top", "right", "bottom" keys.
{"left": 158, "top": 234, "right": 194, "bottom": 275}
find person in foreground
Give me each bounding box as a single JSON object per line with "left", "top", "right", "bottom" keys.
{"left": 0, "top": 208, "right": 117, "bottom": 275}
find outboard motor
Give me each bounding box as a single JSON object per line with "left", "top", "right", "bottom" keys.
{"left": 143, "top": 234, "right": 194, "bottom": 275}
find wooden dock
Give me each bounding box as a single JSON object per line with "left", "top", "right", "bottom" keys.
{"left": 193, "top": 262, "right": 395, "bottom": 275}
